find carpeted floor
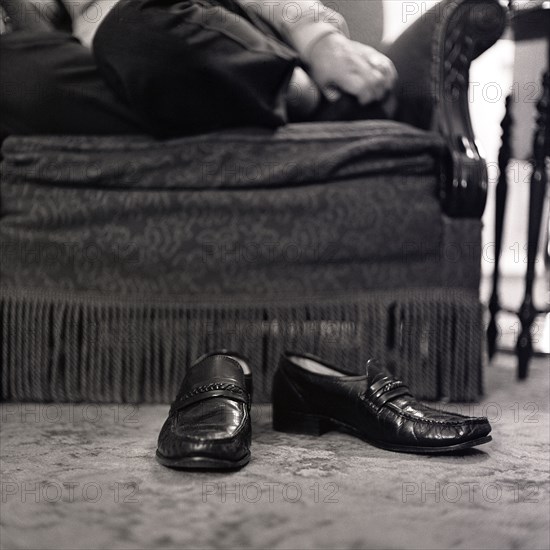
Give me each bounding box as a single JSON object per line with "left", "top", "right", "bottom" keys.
{"left": 1, "top": 354, "right": 549, "bottom": 550}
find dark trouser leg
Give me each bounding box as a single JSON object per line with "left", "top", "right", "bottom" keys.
{"left": 0, "top": 30, "right": 145, "bottom": 139}
{"left": 92, "top": 0, "right": 298, "bottom": 138}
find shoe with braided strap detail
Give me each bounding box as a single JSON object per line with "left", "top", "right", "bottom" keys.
{"left": 156, "top": 351, "right": 252, "bottom": 470}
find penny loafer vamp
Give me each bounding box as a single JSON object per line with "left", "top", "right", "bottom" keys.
{"left": 157, "top": 401, "right": 250, "bottom": 462}
{"left": 157, "top": 353, "right": 252, "bottom": 469}
{"left": 273, "top": 353, "right": 491, "bottom": 452}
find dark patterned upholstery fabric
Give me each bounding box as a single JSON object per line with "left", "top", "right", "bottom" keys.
{"left": 1, "top": 121, "right": 448, "bottom": 293}
{"left": 0, "top": 120, "right": 484, "bottom": 402}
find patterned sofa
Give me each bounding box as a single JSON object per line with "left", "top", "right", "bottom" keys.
{"left": 0, "top": 0, "right": 506, "bottom": 402}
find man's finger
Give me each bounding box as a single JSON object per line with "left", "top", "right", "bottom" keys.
{"left": 357, "top": 69, "right": 387, "bottom": 104}
{"left": 335, "top": 69, "right": 372, "bottom": 100}
{"left": 373, "top": 57, "right": 398, "bottom": 87}
{"left": 357, "top": 47, "right": 398, "bottom": 87}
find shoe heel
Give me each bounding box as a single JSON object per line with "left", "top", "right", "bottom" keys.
{"left": 272, "top": 408, "right": 330, "bottom": 436}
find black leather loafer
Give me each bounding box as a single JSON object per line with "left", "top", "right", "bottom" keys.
{"left": 156, "top": 351, "right": 252, "bottom": 469}
{"left": 272, "top": 352, "right": 492, "bottom": 454}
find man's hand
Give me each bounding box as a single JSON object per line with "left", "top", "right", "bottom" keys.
{"left": 305, "top": 32, "right": 397, "bottom": 105}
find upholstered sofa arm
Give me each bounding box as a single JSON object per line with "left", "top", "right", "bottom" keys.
{"left": 385, "top": 0, "right": 506, "bottom": 218}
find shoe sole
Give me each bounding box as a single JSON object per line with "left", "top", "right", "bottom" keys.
{"left": 155, "top": 450, "right": 250, "bottom": 470}
{"left": 273, "top": 410, "right": 492, "bottom": 454}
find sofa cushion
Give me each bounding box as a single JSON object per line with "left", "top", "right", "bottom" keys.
{"left": 1, "top": 120, "right": 445, "bottom": 188}
{"left": 1, "top": 120, "right": 448, "bottom": 294}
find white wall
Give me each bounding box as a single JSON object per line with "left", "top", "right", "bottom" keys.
{"left": 383, "top": 0, "right": 439, "bottom": 42}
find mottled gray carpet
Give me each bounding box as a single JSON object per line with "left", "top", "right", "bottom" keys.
{"left": 1, "top": 355, "right": 549, "bottom": 550}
